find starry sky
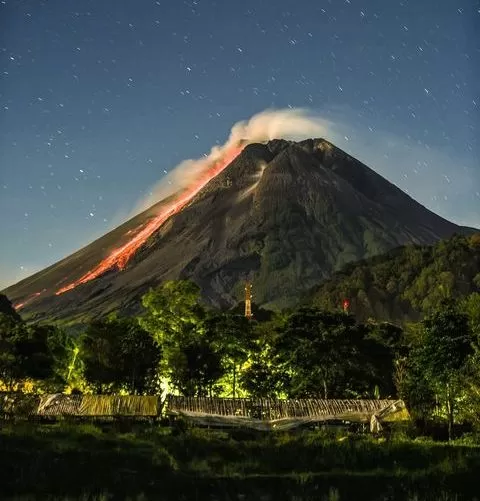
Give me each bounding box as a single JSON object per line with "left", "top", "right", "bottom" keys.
{"left": 0, "top": 0, "right": 479, "bottom": 289}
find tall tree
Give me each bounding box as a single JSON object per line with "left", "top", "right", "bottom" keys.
{"left": 81, "top": 315, "right": 160, "bottom": 394}
{"left": 140, "top": 280, "right": 223, "bottom": 396}
{"left": 274, "top": 308, "right": 366, "bottom": 399}
{"left": 239, "top": 313, "right": 288, "bottom": 398}
{"left": 417, "top": 300, "right": 474, "bottom": 440}
{"left": 461, "top": 293, "right": 480, "bottom": 348}
{"left": 205, "top": 312, "right": 253, "bottom": 398}
{"left": 0, "top": 313, "right": 58, "bottom": 391}
{"left": 363, "top": 321, "right": 405, "bottom": 398}
{"left": 29, "top": 324, "right": 72, "bottom": 392}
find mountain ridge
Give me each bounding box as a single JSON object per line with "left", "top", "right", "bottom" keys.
{"left": 2, "top": 138, "right": 474, "bottom": 322}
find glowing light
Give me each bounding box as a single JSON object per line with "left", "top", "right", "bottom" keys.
{"left": 56, "top": 144, "right": 244, "bottom": 295}
{"left": 14, "top": 291, "right": 42, "bottom": 311}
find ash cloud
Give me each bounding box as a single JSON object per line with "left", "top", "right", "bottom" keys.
{"left": 132, "top": 108, "right": 332, "bottom": 215}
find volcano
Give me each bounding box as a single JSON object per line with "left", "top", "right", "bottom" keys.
{"left": 2, "top": 138, "right": 472, "bottom": 323}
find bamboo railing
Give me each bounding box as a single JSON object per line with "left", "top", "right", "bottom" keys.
{"left": 165, "top": 395, "right": 403, "bottom": 420}
{"left": 0, "top": 392, "right": 407, "bottom": 429}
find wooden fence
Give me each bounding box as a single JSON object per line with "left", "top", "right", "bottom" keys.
{"left": 165, "top": 396, "right": 408, "bottom": 431}
{"left": 0, "top": 392, "right": 408, "bottom": 431}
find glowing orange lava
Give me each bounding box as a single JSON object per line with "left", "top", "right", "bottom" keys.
{"left": 14, "top": 291, "right": 42, "bottom": 311}
{"left": 55, "top": 144, "right": 244, "bottom": 295}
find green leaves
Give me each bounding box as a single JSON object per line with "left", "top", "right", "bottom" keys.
{"left": 0, "top": 310, "right": 65, "bottom": 391}
{"left": 420, "top": 300, "right": 473, "bottom": 383}
{"left": 139, "top": 280, "right": 223, "bottom": 396}
{"left": 273, "top": 307, "right": 391, "bottom": 399}
{"left": 401, "top": 300, "right": 475, "bottom": 439}
{"left": 309, "top": 234, "right": 480, "bottom": 323}
{"left": 81, "top": 316, "right": 161, "bottom": 394}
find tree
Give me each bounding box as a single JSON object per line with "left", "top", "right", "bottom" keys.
{"left": 0, "top": 294, "right": 21, "bottom": 321}
{"left": 397, "top": 348, "right": 437, "bottom": 428}
{"left": 417, "top": 300, "right": 474, "bottom": 440}
{"left": 363, "top": 321, "right": 405, "bottom": 398}
{"left": 204, "top": 312, "right": 253, "bottom": 398}
{"left": 461, "top": 293, "right": 480, "bottom": 348}
{"left": 166, "top": 337, "right": 224, "bottom": 396}
{"left": 119, "top": 318, "right": 162, "bottom": 394}
{"left": 140, "top": 280, "right": 223, "bottom": 396}
{"left": 81, "top": 315, "right": 161, "bottom": 394}
{"left": 274, "top": 308, "right": 367, "bottom": 399}
{"left": 0, "top": 313, "right": 26, "bottom": 390}
{"left": 239, "top": 313, "right": 288, "bottom": 398}
{"left": 0, "top": 313, "right": 58, "bottom": 391}
{"left": 140, "top": 280, "right": 205, "bottom": 342}
{"left": 29, "top": 324, "right": 71, "bottom": 392}
{"left": 239, "top": 356, "right": 285, "bottom": 398}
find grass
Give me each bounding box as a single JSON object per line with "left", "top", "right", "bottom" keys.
{"left": 1, "top": 422, "right": 480, "bottom": 500}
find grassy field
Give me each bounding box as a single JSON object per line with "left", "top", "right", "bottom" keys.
{"left": 1, "top": 422, "right": 479, "bottom": 500}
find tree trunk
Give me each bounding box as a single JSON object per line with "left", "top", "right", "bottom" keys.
{"left": 323, "top": 379, "right": 328, "bottom": 400}
{"left": 446, "top": 384, "right": 454, "bottom": 441}
{"left": 232, "top": 364, "right": 236, "bottom": 400}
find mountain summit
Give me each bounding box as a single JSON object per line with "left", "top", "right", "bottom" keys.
{"left": 2, "top": 138, "right": 470, "bottom": 322}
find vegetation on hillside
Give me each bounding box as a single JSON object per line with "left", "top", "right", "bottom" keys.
{"left": 308, "top": 233, "right": 480, "bottom": 323}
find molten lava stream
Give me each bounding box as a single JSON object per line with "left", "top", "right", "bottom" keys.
{"left": 56, "top": 144, "right": 244, "bottom": 295}
{"left": 14, "top": 291, "right": 42, "bottom": 311}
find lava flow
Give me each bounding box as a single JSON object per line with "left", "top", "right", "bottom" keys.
{"left": 14, "top": 291, "right": 42, "bottom": 311}
{"left": 55, "top": 144, "right": 244, "bottom": 295}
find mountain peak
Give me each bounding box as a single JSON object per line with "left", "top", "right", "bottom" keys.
{"left": 2, "top": 138, "right": 471, "bottom": 322}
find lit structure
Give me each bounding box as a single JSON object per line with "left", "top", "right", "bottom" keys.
{"left": 245, "top": 281, "right": 252, "bottom": 319}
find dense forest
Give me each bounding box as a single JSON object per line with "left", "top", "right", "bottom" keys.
{"left": 1, "top": 234, "right": 480, "bottom": 440}
{"left": 308, "top": 233, "right": 480, "bottom": 323}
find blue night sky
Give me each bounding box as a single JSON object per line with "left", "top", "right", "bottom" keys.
{"left": 0, "top": 0, "right": 479, "bottom": 289}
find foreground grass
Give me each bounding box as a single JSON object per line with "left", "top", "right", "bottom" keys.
{"left": 1, "top": 422, "right": 479, "bottom": 500}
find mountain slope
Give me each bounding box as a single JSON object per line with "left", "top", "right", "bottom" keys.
{"left": 307, "top": 233, "right": 480, "bottom": 323}
{"left": 2, "top": 138, "right": 473, "bottom": 322}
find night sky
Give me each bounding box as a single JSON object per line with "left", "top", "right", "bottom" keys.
{"left": 1, "top": 0, "right": 479, "bottom": 289}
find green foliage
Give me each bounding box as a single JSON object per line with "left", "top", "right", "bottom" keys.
{"left": 420, "top": 301, "right": 473, "bottom": 383}
{"left": 140, "top": 281, "right": 223, "bottom": 396}
{"left": 309, "top": 234, "right": 480, "bottom": 323}
{"left": 461, "top": 293, "right": 480, "bottom": 347}
{"left": 0, "top": 312, "right": 60, "bottom": 390}
{"left": 204, "top": 311, "right": 253, "bottom": 397}
{"left": 238, "top": 313, "right": 288, "bottom": 398}
{"left": 139, "top": 280, "right": 205, "bottom": 342}
{"left": 273, "top": 307, "right": 393, "bottom": 399}
{"left": 81, "top": 316, "right": 161, "bottom": 394}
{"left": 400, "top": 301, "right": 475, "bottom": 439}
{"left": 29, "top": 324, "right": 72, "bottom": 392}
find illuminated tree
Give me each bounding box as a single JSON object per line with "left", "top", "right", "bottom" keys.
{"left": 140, "top": 280, "right": 223, "bottom": 396}
{"left": 417, "top": 300, "right": 474, "bottom": 440}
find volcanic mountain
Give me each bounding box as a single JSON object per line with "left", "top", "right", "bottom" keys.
{"left": 2, "top": 138, "right": 472, "bottom": 323}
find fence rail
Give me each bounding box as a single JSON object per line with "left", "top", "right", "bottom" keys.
{"left": 0, "top": 392, "right": 407, "bottom": 430}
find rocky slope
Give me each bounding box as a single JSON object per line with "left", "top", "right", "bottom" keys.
{"left": 2, "top": 138, "right": 472, "bottom": 322}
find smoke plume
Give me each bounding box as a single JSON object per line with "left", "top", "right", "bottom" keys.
{"left": 133, "top": 108, "right": 331, "bottom": 214}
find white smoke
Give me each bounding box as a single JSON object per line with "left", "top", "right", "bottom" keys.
{"left": 132, "top": 108, "right": 332, "bottom": 215}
